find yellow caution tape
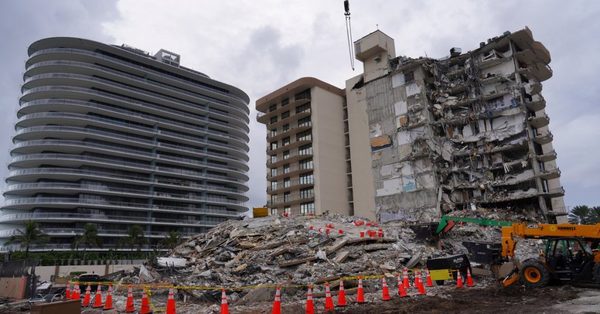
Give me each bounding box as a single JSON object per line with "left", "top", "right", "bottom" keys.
{"left": 70, "top": 268, "right": 464, "bottom": 292}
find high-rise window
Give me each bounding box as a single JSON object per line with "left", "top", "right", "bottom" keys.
{"left": 297, "top": 130, "right": 312, "bottom": 142}
{"left": 299, "top": 144, "right": 312, "bottom": 156}
{"left": 300, "top": 188, "right": 314, "bottom": 199}
{"left": 300, "top": 159, "right": 313, "bottom": 170}
{"left": 300, "top": 202, "right": 315, "bottom": 215}
{"left": 296, "top": 103, "right": 310, "bottom": 114}
{"left": 300, "top": 173, "right": 314, "bottom": 185}
{"left": 298, "top": 116, "right": 311, "bottom": 128}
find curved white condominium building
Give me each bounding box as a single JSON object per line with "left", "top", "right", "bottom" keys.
{"left": 1, "top": 37, "right": 250, "bottom": 251}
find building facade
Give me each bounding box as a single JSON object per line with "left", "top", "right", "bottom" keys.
{"left": 258, "top": 27, "right": 566, "bottom": 223}
{"left": 0, "top": 37, "right": 250, "bottom": 251}
{"left": 256, "top": 78, "right": 351, "bottom": 217}
{"left": 349, "top": 28, "right": 566, "bottom": 223}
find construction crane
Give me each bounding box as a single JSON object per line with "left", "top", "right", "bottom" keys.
{"left": 499, "top": 223, "right": 600, "bottom": 287}
{"left": 343, "top": 0, "right": 355, "bottom": 70}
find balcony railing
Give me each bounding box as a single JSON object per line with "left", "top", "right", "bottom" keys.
{"left": 26, "top": 49, "right": 250, "bottom": 115}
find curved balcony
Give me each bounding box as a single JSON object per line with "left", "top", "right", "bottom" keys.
{"left": 0, "top": 212, "right": 228, "bottom": 227}
{"left": 18, "top": 98, "right": 249, "bottom": 151}
{"left": 539, "top": 167, "right": 561, "bottom": 180}
{"left": 536, "top": 150, "right": 557, "bottom": 162}
{"left": 533, "top": 130, "right": 553, "bottom": 145}
{"left": 518, "top": 63, "right": 553, "bottom": 83}
{"left": 7, "top": 167, "right": 247, "bottom": 189}
{"left": 527, "top": 113, "right": 550, "bottom": 128}
{"left": 4, "top": 182, "right": 248, "bottom": 205}
{"left": 2, "top": 196, "right": 247, "bottom": 213}
{"left": 22, "top": 72, "right": 250, "bottom": 125}
{"left": 17, "top": 112, "right": 249, "bottom": 158}
{"left": 20, "top": 95, "right": 249, "bottom": 140}
{"left": 12, "top": 140, "right": 248, "bottom": 180}
{"left": 20, "top": 85, "right": 250, "bottom": 141}
{"left": 27, "top": 47, "right": 250, "bottom": 114}
{"left": 23, "top": 60, "right": 249, "bottom": 123}
{"left": 539, "top": 186, "right": 565, "bottom": 198}
{"left": 525, "top": 94, "right": 546, "bottom": 112}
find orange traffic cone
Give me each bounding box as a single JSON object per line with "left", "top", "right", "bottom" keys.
{"left": 166, "top": 288, "right": 176, "bottom": 314}
{"left": 416, "top": 271, "right": 426, "bottom": 295}
{"left": 82, "top": 285, "right": 91, "bottom": 306}
{"left": 103, "top": 285, "right": 113, "bottom": 310}
{"left": 466, "top": 268, "right": 475, "bottom": 287}
{"left": 65, "top": 281, "right": 71, "bottom": 299}
{"left": 413, "top": 269, "right": 420, "bottom": 288}
{"left": 397, "top": 274, "right": 408, "bottom": 298}
{"left": 324, "top": 283, "right": 334, "bottom": 312}
{"left": 356, "top": 277, "right": 365, "bottom": 303}
{"left": 456, "top": 271, "right": 464, "bottom": 288}
{"left": 402, "top": 267, "right": 410, "bottom": 289}
{"left": 125, "top": 285, "right": 135, "bottom": 313}
{"left": 141, "top": 291, "right": 152, "bottom": 313}
{"left": 305, "top": 285, "right": 315, "bottom": 314}
{"left": 272, "top": 286, "right": 282, "bottom": 314}
{"left": 220, "top": 289, "right": 229, "bottom": 314}
{"left": 140, "top": 290, "right": 152, "bottom": 314}
{"left": 92, "top": 284, "right": 103, "bottom": 308}
{"left": 425, "top": 268, "right": 434, "bottom": 287}
{"left": 337, "top": 280, "right": 347, "bottom": 307}
{"left": 381, "top": 278, "right": 391, "bottom": 301}
{"left": 73, "top": 283, "right": 80, "bottom": 300}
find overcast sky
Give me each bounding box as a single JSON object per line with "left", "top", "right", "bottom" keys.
{"left": 1, "top": 0, "right": 599, "bottom": 210}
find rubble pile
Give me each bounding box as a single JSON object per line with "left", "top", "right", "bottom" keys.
{"left": 441, "top": 207, "right": 544, "bottom": 260}
{"left": 162, "top": 214, "right": 441, "bottom": 291}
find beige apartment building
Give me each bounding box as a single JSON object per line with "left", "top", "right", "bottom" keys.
{"left": 256, "top": 78, "right": 352, "bottom": 217}
{"left": 258, "top": 27, "right": 566, "bottom": 223}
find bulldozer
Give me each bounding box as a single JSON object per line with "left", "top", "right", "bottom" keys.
{"left": 499, "top": 223, "right": 600, "bottom": 287}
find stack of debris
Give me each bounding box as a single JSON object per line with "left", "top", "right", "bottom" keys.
{"left": 161, "top": 214, "right": 437, "bottom": 291}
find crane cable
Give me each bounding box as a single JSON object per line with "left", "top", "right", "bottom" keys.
{"left": 344, "top": 0, "right": 355, "bottom": 71}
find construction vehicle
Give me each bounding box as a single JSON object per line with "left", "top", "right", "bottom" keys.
{"left": 500, "top": 223, "right": 600, "bottom": 287}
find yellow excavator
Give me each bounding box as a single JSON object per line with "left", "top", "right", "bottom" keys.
{"left": 500, "top": 223, "right": 600, "bottom": 287}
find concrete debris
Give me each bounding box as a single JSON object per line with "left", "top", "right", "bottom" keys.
{"left": 157, "top": 215, "right": 435, "bottom": 291}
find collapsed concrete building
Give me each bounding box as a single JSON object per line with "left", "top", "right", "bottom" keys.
{"left": 258, "top": 27, "right": 566, "bottom": 223}
{"left": 346, "top": 28, "right": 566, "bottom": 223}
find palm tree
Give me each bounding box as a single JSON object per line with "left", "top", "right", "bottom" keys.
{"left": 74, "top": 223, "right": 102, "bottom": 260}
{"left": 6, "top": 221, "right": 48, "bottom": 258}
{"left": 160, "top": 231, "right": 181, "bottom": 250}
{"left": 123, "top": 225, "right": 147, "bottom": 250}
{"left": 569, "top": 205, "right": 600, "bottom": 224}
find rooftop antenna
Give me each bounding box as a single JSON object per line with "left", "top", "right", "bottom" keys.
{"left": 344, "top": 0, "right": 355, "bottom": 71}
